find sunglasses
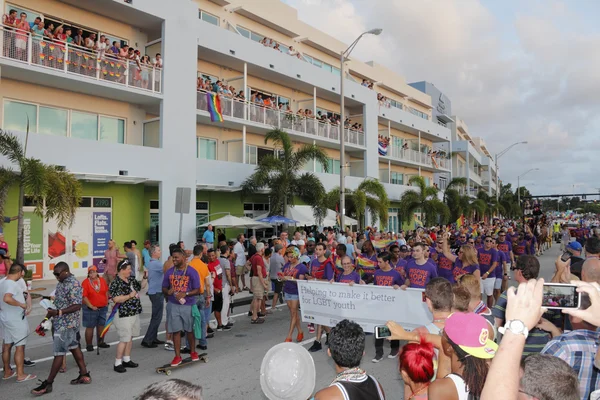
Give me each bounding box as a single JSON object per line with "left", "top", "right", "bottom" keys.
{"left": 53, "top": 271, "right": 63, "bottom": 277}
{"left": 485, "top": 240, "right": 494, "bottom": 243}
{"left": 460, "top": 236, "right": 466, "bottom": 239}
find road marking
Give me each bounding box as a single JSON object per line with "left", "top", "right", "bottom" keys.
{"left": 21, "top": 304, "right": 288, "bottom": 366}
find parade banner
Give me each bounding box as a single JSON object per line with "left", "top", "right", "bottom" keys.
{"left": 297, "top": 281, "right": 433, "bottom": 333}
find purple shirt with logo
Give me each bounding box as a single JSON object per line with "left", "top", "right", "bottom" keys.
{"left": 478, "top": 248, "right": 498, "bottom": 278}
{"left": 406, "top": 259, "right": 438, "bottom": 289}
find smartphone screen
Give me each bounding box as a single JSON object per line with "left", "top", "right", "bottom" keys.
{"left": 542, "top": 283, "right": 580, "bottom": 309}
{"left": 375, "top": 325, "right": 391, "bottom": 339}
{"left": 560, "top": 252, "right": 571, "bottom": 262}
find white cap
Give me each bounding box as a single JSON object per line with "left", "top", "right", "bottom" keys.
{"left": 260, "top": 343, "right": 316, "bottom": 400}
{"left": 297, "top": 239, "right": 305, "bottom": 246}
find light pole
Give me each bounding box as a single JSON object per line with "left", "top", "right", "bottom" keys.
{"left": 517, "top": 168, "right": 539, "bottom": 208}
{"left": 495, "top": 141, "right": 527, "bottom": 201}
{"left": 339, "top": 28, "right": 382, "bottom": 229}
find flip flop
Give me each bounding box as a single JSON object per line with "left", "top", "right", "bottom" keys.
{"left": 17, "top": 374, "right": 37, "bottom": 383}
{"left": 2, "top": 370, "right": 16, "bottom": 380}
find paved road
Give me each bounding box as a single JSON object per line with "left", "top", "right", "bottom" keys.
{"left": 0, "top": 243, "right": 562, "bottom": 400}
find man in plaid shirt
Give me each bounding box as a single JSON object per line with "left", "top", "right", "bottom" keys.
{"left": 541, "top": 294, "right": 600, "bottom": 400}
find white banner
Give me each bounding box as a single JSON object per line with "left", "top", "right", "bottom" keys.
{"left": 297, "top": 281, "right": 433, "bottom": 333}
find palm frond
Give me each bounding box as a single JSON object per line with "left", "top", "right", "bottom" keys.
{"left": 0, "top": 166, "right": 19, "bottom": 225}
{"left": 0, "top": 130, "right": 25, "bottom": 167}
{"left": 291, "top": 173, "right": 327, "bottom": 225}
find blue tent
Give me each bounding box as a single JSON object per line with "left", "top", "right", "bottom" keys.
{"left": 257, "top": 215, "right": 298, "bottom": 224}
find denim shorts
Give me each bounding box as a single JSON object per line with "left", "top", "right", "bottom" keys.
{"left": 82, "top": 305, "right": 108, "bottom": 328}
{"left": 53, "top": 327, "right": 80, "bottom": 356}
{"left": 285, "top": 293, "right": 299, "bottom": 301}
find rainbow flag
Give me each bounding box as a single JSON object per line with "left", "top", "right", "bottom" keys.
{"left": 414, "top": 214, "right": 423, "bottom": 228}
{"left": 371, "top": 239, "right": 395, "bottom": 250}
{"left": 356, "top": 255, "right": 377, "bottom": 277}
{"left": 456, "top": 215, "right": 465, "bottom": 228}
{"left": 206, "top": 92, "right": 224, "bottom": 122}
{"left": 100, "top": 303, "right": 120, "bottom": 339}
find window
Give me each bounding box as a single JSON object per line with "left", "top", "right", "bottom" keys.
{"left": 277, "top": 96, "right": 290, "bottom": 108}
{"left": 408, "top": 107, "right": 429, "bottom": 120}
{"left": 197, "top": 138, "right": 217, "bottom": 160}
{"left": 246, "top": 145, "right": 257, "bottom": 165}
{"left": 250, "top": 31, "right": 264, "bottom": 43}
{"left": 3, "top": 100, "right": 37, "bottom": 133}
{"left": 326, "top": 159, "right": 341, "bottom": 175}
{"left": 199, "top": 10, "right": 219, "bottom": 26}
{"left": 391, "top": 172, "right": 404, "bottom": 185}
{"left": 70, "top": 111, "right": 98, "bottom": 141}
{"left": 237, "top": 26, "right": 250, "bottom": 39}
{"left": 195, "top": 201, "right": 210, "bottom": 241}
{"left": 143, "top": 120, "right": 160, "bottom": 148}
{"left": 39, "top": 106, "right": 67, "bottom": 136}
{"left": 99, "top": 116, "right": 125, "bottom": 144}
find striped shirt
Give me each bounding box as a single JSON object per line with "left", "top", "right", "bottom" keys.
{"left": 492, "top": 290, "right": 561, "bottom": 356}
{"left": 541, "top": 329, "right": 600, "bottom": 400}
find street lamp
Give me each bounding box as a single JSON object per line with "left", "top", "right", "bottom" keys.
{"left": 517, "top": 168, "right": 539, "bottom": 207}
{"left": 495, "top": 141, "right": 527, "bottom": 201}
{"left": 339, "top": 28, "right": 382, "bottom": 229}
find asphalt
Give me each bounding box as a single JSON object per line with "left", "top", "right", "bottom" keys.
{"left": 0, "top": 244, "right": 562, "bottom": 400}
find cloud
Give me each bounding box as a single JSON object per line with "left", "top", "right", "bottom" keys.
{"left": 285, "top": 0, "right": 599, "bottom": 197}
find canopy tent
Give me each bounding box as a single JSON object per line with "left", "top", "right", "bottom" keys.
{"left": 255, "top": 206, "right": 358, "bottom": 227}
{"left": 199, "top": 215, "right": 269, "bottom": 229}
{"left": 257, "top": 215, "right": 299, "bottom": 225}
{"left": 239, "top": 216, "right": 272, "bottom": 229}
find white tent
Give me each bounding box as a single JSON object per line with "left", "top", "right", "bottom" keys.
{"left": 255, "top": 206, "right": 358, "bottom": 227}
{"left": 199, "top": 215, "right": 268, "bottom": 228}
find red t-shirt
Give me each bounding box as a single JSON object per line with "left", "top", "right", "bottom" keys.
{"left": 208, "top": 260, "right": 222, "bottom": 291}
{"left": 250, "top": 253, "right": 267, "bottom": 278}
{"left": 82, "top": 277, "right": 109, "bottom": 308}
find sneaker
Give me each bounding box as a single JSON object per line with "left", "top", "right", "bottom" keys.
{"left": 190, "top": 352, "right": 200, "bottom": 362}
{"left": 225, "top": 322, "right": 234, "bottom": 328}
{"left": 123, "top": 360, "right": 138, "bottom": 368}
{"left": 24, "top": 359, "right": 36, "bottom": 367}
{"left": 196, "top": 344, "right": 208, "bottom": 351}
{"left": 221, "top": 325, "right": 232, "bottom": 331}
{"left": 181, "top": 347, "right": 191, "bottom": 354}
{"left": 207, "top": 327, "right": 214, "bottom": 334}
{"left": 170, "top": 356, "right": 182, "bottom": 367}
{"left": 113, "top": 364, "right": 127, "bottom": 373}
{"left": 216, "top": 325, "right": 224, "bottom": 332}
{"left": 165, "top": 342, "right": 175, "bottom": 351}
{"left": 86, "top": 345, "right": 94, "bottom": 352}
{"left": 388, "top": 349, "right": 399, "bottom": 358}
{"left": 31, "top": 380, "right": 53, "bottom": 395}
{"left": 308, "top": 323, "right": 315, "bottom": 333}
{"left": 247, "top": 311, "right": 253, "bottom": 317}
{"left": 70, "top": 372, "right": 92, "bottom": 384}
{"left": 308, "top": 341, "right": 322, "bottom": 352}
{"left": 372, "top": 354, "right": 384, "bottom": 363}
{"left": 98, "top": 341, "right": 111, "bottom": 349}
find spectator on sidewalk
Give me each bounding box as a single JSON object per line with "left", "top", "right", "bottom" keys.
{"left": 142, "top": 245, "right": 166, "bottom": 348}
{"left": 81, "top": 266, "right": 110, "bottom": 352}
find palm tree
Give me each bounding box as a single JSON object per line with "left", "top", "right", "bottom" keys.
{"left": 442, "top": 177, "right": 467, "bottom": 222}
{"left": 324, "top": 178, "right": 389, "bottom": 230}
{"left": 398, "top": 176, "right": 449, "bottom": 227}
{"left": 475, "top": 190, "right": 506, "bottom": 221}
{"left": 0, "top": 128, "right": 82, "bottom": 263}
{"left": 240, "top": 129, "right": 329, "bottom": 223}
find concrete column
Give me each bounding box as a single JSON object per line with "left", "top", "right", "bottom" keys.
{"left": 158, "top": 12, "right": 198, "bottom": 258}
{"left": 363, "top": 98, "right": 379, "bottom": 179}
{"left": 242, "top": 125, "right": 247, "bottom": 164}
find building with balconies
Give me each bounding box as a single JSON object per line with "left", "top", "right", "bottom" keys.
{"left": 0, "top": 0, "right": 453, "bottom": 278}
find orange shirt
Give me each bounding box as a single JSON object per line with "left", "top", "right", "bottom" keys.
{"left": 189, "top": 258, "right": 210, "bottom": 294}
{"left": 82, "top": 277, "right": 109, "bottom": 308}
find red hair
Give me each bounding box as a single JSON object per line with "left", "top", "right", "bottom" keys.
{"left": 399, "top": 335, "right": 435, "bottom": 383}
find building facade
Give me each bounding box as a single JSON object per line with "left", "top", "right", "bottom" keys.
{"left": 0, "top": 0, "right": 489, "bottom": 279}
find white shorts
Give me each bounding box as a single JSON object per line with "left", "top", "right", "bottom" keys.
{"left": 494, "top": 278, "right": 503, "bottom": 290}
{"left": 482, "top": 277, "right": 495, "bottom": 296}
{"left": 113, "top": 314, "right": 140, "bottom": 342}
{"left": 2, "top": 317, "right": 29, "bottom": 346}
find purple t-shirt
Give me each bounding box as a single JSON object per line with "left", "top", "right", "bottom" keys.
{"left": 452, "top": 259, "right": 480, "bottom": 281}
{"left": 495, "top": 251, "right": 506, "bottom": 277}
{"left": 310, "top": 258, "right": 335, "bottom": 281}
{"left": 406, "top": 259, "right": 438, "bottom": 289}
{"left": 478, "top": 248, "right": 498, "bottom": 278}
{"left": 437, "top": 253, "right": 455, "bottom": 283}
{"left": 374, "top": 268, "right": 404, "bottom": 286}
{"left": 282, "top": 262, "right": 308, "bottom": 295}
{"left": 496, "top": 240, "right": 512, "bottom": 261}
{"left": 391, "top": 258, "right": 408, "bottom": 276}
{"left": 337, "top": 271, "right": 361, "bottom": 284}
{"left": 162, "top": 266, "right": 200, "bottom": 306}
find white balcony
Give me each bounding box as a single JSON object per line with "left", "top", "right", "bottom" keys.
{"left": 197, "top": 90, "right": 365, "bottom": 148}
{"left": 0, "top": 26, "right": 162, "bottom": 105}
{"left": 378, "top": 104, "right": 451, "bottom": 142}
{"left": 383, "top": 146, "right": 451, "bottom": 172}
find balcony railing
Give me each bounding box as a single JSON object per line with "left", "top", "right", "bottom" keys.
{"left": 197, "top": 89, "right": 365, "bottom": 147}
{"left": 387, "top": 145, "right": 450, "bottom": 170}
{"left": 0, "top": 26, "right": 161, "bottom": 93}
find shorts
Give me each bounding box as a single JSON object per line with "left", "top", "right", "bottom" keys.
{"left": 166, "top": 302, "right": 193, "bottom": 333}
{"left": 53, "top": 327, "right": 80, "bottom": 356}
{"left": 82, "top": 305, "right": 108, "bottom": 328}
{"left": 482, "top": 277, "right": 495, "bottom": 296}
{"left": 2, "top": 317, "right": 29, "bottom": 346}
{"left": 271, "top": 279, "right": 283, "bottom": 294}
{"left": 235, "top": 265, "right": 245, "bottom": 276}
{"left": 15, "top": 37, "right": 26, "bottom": 50}
{"left": 251, "top": 276, "right": 265, "bottom": 299}
{"left": 494, "top": 278, "right": 503, "bottom": 290}
{"left": 213, "top": 292, "right": 223, "bottom": 312}
{"left": 285, "top": 293, "right": 299, "bottom": 301}
{"left": 113, "top": 314, "right": 140, "bottom": 342}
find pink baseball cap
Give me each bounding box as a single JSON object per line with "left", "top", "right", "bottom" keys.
{"left": 445, "top": 312, "right": 497, "bottom": 359}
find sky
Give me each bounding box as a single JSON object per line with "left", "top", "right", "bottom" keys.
{"left": 283, "top": 0, "right": 600, "bottom": 198}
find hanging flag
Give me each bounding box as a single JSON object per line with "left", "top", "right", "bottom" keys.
{"left": 378, "top": 138, "right": 388, "bottom": 156}
{"left": 206, "top": 92, "right": 224, "bottom": 122}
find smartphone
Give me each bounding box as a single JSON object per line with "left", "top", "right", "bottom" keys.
{"left": 375, "top": 325, "right": 391, "bottom": 339}
{"left": 542, "top": 283, "right": 581, "bottom": 309}
{"left": 560, "top": 252, "right": 571, "bottom": 262}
